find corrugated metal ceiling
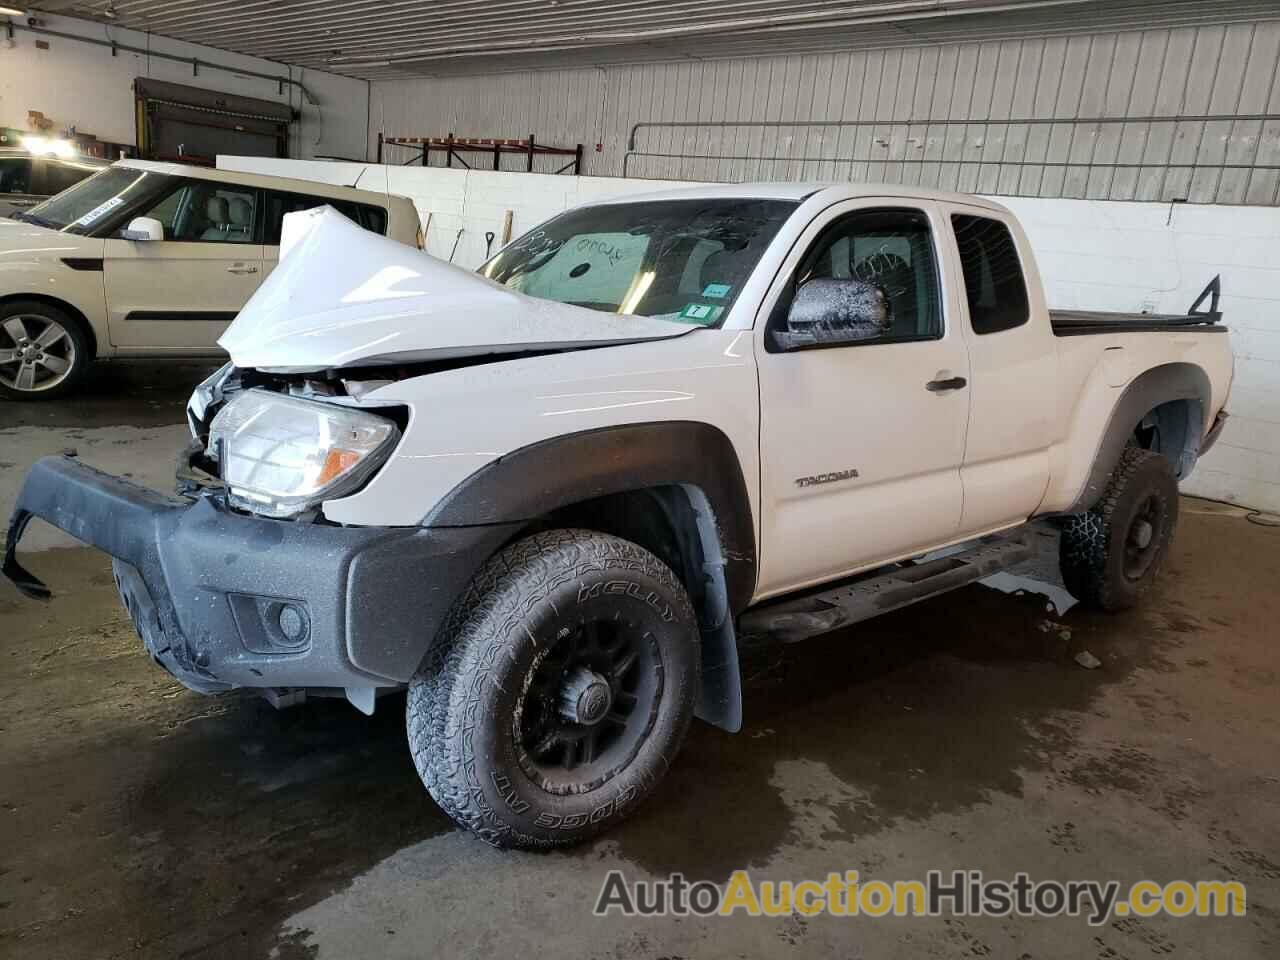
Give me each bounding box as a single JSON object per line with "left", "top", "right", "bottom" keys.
{"left": 43, "top": 0, "right": 1280, "bottom": 80}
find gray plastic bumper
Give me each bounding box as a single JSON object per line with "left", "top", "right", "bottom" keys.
{"left": 3, "top": 456, "right": 519, "bottom": 699}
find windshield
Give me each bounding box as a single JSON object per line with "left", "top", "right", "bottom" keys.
{"left": 20, "top": 167, "right": 168, "bottom": 234}
{"left": 479, "top": 198, "right": 798, "bottom": 326}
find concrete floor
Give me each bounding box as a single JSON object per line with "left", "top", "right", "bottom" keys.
{"left": 1, "top": 362, "right": 1278, "bottom": 959}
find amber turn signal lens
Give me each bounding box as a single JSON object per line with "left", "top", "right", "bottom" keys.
{"left": 317, "top": 448, "right": 361, "bottom": 485}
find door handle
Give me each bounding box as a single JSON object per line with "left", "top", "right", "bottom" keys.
{"left": 926, "top": 376, "right": 967, "bottom": 392}
{"left": 226, "top": 264, "right": 259, "bottom": 275}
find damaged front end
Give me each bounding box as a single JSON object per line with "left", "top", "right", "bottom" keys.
{"left": 2, "top": 356, "right": 511, "bottom": 712}
{"left": 3, "top": 441, "right": 517, "bottom": 713}
{"left": 182, "top": 373, "right": 404, "bottom": 519}
{"left": 2, "top": 205, "right": 698, "bottom": 712}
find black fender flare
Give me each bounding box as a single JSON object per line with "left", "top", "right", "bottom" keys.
{"left": 425, "top": 421, "right": 756, "bottom": 732}
{"left": 1065, "top": 362, "right": 1210, "bottom": 515}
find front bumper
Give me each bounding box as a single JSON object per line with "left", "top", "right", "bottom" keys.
{"left": 3, "top": 456, "right": 518, "bottom": 701}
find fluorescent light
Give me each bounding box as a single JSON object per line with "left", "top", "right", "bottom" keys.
{"left": 0, "top": 7, "right": 25, "bottom": 15}
{"left": 618, "top": 270, "right": 655, "bottom": 315}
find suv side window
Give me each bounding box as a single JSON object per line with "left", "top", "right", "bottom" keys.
{"left": 135, "top": 180, "right": 259, "bottom": 243}
{"left": 951, "top": 214, "right": 1030, "bottom": 334}
{"left": 0, "top": 157, "right": 32, "bottom": 194}
{"left": 264, "top": 191, "right": 389, "bottom": 244}
{"left": 771, "top": 207, "right": 943, "bottom": 346}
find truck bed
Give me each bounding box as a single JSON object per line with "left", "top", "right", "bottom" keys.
{"left": 1049, "top": 275, "right": 1226, "bottom": 338}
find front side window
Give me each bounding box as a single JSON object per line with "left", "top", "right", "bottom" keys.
{"left": 139, "top": 181, "right": 259, "bottom": 243}
{"left": 479, "top": 198, "right": 798, "bottom": 325}
{"left": 770, "top": 207, "right": 943, "bottom": 348}
{"left": 951, "top": 214, "right": 1030, "bottom": 335}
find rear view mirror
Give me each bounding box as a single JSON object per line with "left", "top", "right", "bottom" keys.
{"left": 121, "top": 216, "right": 164, "bottom": 242}
{"left": 772, "top": 278, "right": 891, "bottom": 350}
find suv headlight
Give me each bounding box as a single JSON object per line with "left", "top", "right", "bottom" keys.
{"left": 208, "top": 388, "right": 399, "bottom": 518}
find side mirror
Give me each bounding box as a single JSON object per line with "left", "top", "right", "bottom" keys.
{"left": 772, "top": 278, "right": 891, "bottom": 351}
{"left": 121, "top": 216, "right": 164, "bottom": 242}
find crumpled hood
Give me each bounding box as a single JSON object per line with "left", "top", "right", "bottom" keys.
{"left": 218, "top": 206, "right": 695, "bottom": 371}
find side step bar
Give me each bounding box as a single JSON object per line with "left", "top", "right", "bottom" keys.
{"left": 739, "top": 529, "right": 1039, "bottom": 644}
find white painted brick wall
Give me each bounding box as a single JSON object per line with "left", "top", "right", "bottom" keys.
{"left": 997, "top": 196, "right": 1280, "bottom": 511}
{"left": 218, "top": 157, "right": 1280, "bottom": 513}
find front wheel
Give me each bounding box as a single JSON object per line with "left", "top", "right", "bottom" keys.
{"left": 408, "top": 529, "right": 700, "bottom": 848}
{"left": 0, "top": 301, "right": 92, "bottom": 400}
{"left": 1059, "top": 447, "right": 1179, "bottom": 612}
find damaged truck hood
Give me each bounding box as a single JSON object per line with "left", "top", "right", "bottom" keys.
{"left": 218, "top": 206, "right": 696, "bottom": 371}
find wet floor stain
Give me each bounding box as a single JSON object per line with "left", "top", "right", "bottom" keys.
{"left": 0, "top": 550, "right": 451, "bottom": 959}
{"left": 0, "top": 359, "right": 218, "bottom": 431}
{"left": 608, "top": 574, "right": 1161, "bottom": 882}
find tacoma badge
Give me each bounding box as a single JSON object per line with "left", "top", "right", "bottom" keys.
{"left": 795, "top": 469, "right": 860, "bottom": 488}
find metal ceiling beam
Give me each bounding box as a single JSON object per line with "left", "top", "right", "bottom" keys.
{"left": 50, "top": 0, "right": 1089, "bottom": 68}
{"left": 41, "top": 0, "right": 1280, "bottom": 80}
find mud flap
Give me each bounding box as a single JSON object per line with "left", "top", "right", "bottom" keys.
{"left": 684, "top": 484, "right": 743, "bottom": 733}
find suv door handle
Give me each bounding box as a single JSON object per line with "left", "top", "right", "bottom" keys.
{"left": 226, "top": 264, "right": 259, "bottom": 275}
{"left": 926, "top": 376, "right": 967, "bottom": 392}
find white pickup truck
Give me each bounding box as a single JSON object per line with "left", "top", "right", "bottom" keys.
{"left": 4, "top": 183, "right": 1233, "bottom": 849}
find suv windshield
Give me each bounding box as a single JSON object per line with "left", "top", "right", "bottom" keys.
{"left": 21, "top": 167, "right": 171, "bottom": 234}
{"left": 479, "top": 198, "right": 798, "bottom": 326}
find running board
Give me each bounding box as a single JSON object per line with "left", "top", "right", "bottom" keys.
{"left": 739, "top": 531, "right": 1037, "bottom": 644}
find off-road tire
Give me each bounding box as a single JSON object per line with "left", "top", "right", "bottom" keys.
{"left": 407, "top": 529, "right": 700, "bottom": 848}
{"left": 1060, "top": 447, "right": 1179, "bottom": 612}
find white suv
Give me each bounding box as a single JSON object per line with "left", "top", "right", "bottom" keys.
{"left": 0, "top": 159, "right": 421, "bottom": 399}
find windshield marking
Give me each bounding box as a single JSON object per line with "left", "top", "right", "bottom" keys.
{"left": 478, "top": 198, "right": 799, "bottom": 327}
{"left": 71, "top": 196, "right": 124, "bottom": 227}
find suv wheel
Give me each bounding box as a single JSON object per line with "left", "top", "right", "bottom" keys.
{"left": 408, "top": 529, "right": 700, "bottom": 848}
{"left": 1060, "top": 447, "right": 1179, "bottom": 611}
{"left": 0, "top": 301, "right": 91, "bottom": 400}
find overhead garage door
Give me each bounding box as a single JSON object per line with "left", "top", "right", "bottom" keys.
{"left": 135, "top": 78, "right": 292, "bottom": 166}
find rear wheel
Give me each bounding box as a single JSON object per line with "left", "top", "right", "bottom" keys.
{"left": 408, "top": 529, "right": 700, "bottom": 848}
{"left": 1059, "top": 447, "right": 1179, "bottom": 611}
{"left": 0, "top": 301, "right": 91, "bottom": 400}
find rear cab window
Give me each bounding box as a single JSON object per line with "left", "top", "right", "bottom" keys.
{"left": 951, "top": 214, "right": 1030, "bottom": 335}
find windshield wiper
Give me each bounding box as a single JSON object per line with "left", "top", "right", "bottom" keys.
{"left": 11, "top": 211, "right": 59, "bottom": 229}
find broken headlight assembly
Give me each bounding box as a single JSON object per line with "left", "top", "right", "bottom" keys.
{"left": 208, "top": 388, "right": 400, "bottom": 518}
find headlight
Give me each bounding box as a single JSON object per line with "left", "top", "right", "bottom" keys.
{"left": 208, "top": 388, "right": 399, "bottom": 518}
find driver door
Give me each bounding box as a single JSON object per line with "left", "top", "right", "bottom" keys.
{"left": 754, "top": 200, "right": 971, "bottom": 599}
{"left": 103, "top": 179, "right": 265, "bottom": 352}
